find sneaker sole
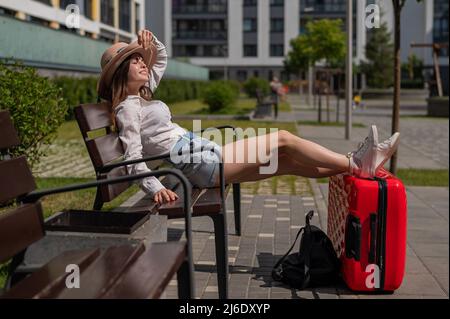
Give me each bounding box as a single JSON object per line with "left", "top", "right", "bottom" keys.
{"left": 375, "top": 133, "right": 401, "bottom": 174}
{"left": 369, "top": 125, "right": 379, "bottom": 176}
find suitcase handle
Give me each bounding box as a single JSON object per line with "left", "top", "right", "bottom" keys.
{"left": 369, "top": 213, "right": 377, "bottom": 264}
{"left": 345, "top": 214, "right": 361, "bottom": 261}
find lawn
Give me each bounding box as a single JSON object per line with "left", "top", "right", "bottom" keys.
{"left": 316, "top": 169, "right": 449, "bottom": 187}
{"left": 170, "top": 98, "right": 291, "bottom": 116}
{"left": 297, "top": 120, "right": 366, "bottom": 128}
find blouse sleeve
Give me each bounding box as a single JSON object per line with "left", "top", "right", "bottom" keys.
{"left": 147, "top": 35, "right": 168, "bottom": 94}
{"left": 115, "top": 102, "right": 165, "bottom": 197}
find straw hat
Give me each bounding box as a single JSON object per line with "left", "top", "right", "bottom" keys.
{"left": 97, "top": 40, "right": 157, "bottom": 101}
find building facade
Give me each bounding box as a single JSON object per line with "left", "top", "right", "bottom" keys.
{"left": 146, "top": 0, "right": 448, "bottom": 87}
{"left": 0, "top": 0, "right": 208, "bottom": 80}
{"left": 147, "top": 0, "right": 368, "bottom": 81}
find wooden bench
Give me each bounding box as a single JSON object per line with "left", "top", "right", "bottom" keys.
{"left": 253, "top": 89, "right": 274, "bottom": 119}
{"left": 0, "top": 110, "right": 194, "bottom": 299}
{"left": 74, "top": 102, "right": 242, "bottom": 299}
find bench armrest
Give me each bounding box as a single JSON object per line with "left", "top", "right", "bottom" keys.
{"left": 99, "top": 153, "right": 172, "bottom": 173}
{"left": 21, "top": 168, "right": 195, "bottom": 296}
{"left": 195, "top": 125, "right": 237, "bottom": 134}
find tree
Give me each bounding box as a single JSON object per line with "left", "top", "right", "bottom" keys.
{"left": 361, "top": 20, "right": 394, "bottom": 88}
{"left": 284, "top": 19, "right": 346, "bottom": 74}
{"left": 390, "top": 0, "right": 422, "bottom": 174}
{"left": 284, "top": 19, "right": 346, "bottom": 121}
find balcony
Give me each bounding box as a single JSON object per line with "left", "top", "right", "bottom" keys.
{"left": 301, "top": 3, "right": 346, "bottom": 15}
{"left": 173, "top": 30, "right": 227, "bottom": 41}
{"left": 172, "top": 4, "right": 227, "bottom": 14}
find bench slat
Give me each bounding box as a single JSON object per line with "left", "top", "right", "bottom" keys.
{"left": 0, "top": 203, "right": 45, "bottom": 264}
{"left": 0, "top": 156, "right": 36, "bottom": 204}
{"left": 86, "top": 133, "right": 124, "bottom": 168}
{"left": 101, "top": 242, "right": 186, "bottom": 299}
{"left": 55, "top": 244, "right": 145, "bottom": 299}
{"left": 157, "top": 185, "right": 230, "bottom": 218}
{"left": 1, "top": 248, "right": 100, "bottom": 299}
{"left": 74, "top": 103, "right": 113, "bottom": 133}
{"left": 98, "top": 166, "right": 131, "bottom": 202}
{"left": 0, "top": 111, "right": 20, "bottom": 150}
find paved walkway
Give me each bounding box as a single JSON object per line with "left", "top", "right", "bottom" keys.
{"left": 164, "top": 183, "right": 448, "bottom": 299}
{"left": 163, "top": 95, "right": 448, "bottom": 299}
{"left": 284, "top": 94, "right": 449, "bottom": 170}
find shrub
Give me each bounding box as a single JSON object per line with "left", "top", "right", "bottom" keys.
{"left": 0, "top": 58, "right": 68, "bottom": 168}
{"left": 153, "top": 79, "right": 209, "bottom": 104}
{"left": 243, "top": 77, "right": 270, "bottom": 98}
{"left": 52, "top": 76, "right": 98, "bottom": 120}
{"left": 202, "top": 81, "right": 237, "bottom": 113}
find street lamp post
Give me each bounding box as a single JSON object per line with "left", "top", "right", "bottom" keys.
{"left": 345, "top": 0, "right": 353, "bottom": 140}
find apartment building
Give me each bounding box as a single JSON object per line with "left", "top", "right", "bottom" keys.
{"left": 146, "top": 0, "right": 448, "bottom": 87}
{"left": 147, "top": 0, "right": 367, "bottom": 81}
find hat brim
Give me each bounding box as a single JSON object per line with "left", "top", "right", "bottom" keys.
{"left": 97, "top": 41, "right": 157, "bottom": 101}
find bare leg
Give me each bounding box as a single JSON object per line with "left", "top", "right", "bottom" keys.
{"left": 220, "top": 130, "right": 349, "bottom": 185}
{"left": 221, "top": 154, "right": 343, "bottom": 185}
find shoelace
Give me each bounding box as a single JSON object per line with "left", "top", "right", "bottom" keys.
{"left": 354, "top": 137, "right": 370, "bottom": 157}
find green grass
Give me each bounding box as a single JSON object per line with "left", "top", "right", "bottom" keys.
{"left": 315, "top": 169, "right": 449, "bottom": 187}
{"left": 397, "top": 169, "right": 448, "bottom": 187}
{"left": 170, "top": 98, "right": 291, "bottom": 116}
{"left": 297, "top": 121, "right": 366, "bottom": 128}
{"left": 35, "top": 177, "right": 140, "bottom": 219}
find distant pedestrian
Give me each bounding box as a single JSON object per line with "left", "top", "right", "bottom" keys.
{"left": 270, "top": 76, "right": 283, "bottom": 118}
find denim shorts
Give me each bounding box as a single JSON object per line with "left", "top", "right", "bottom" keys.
{"left": 168, "top": 131, "right": 222, "bottom": 188}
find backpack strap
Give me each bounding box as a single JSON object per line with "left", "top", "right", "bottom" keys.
{"left": 272, "top": 210, "right": 315, "bottom": 284}
{"left": 272, "top": 226, "right": 305, "bottom": 271}
{"left": 301, "top": 210, "right": 315, "bottom": 289}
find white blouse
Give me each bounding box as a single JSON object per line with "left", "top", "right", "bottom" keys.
{"left": 114, "top": 36, "right": 187, "bottom": 196}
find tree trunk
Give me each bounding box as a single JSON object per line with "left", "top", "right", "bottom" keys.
{"left": 390, "top": 3, "right": 401, "bottom": 175}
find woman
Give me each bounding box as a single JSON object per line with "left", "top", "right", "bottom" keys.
{"left": 97, "top": 30, "right": 400, "bottom": 205}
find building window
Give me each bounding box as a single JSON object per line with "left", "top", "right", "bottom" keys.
{"left": 243, "top": 0, "right": 257, "bottom": 6}
{"left": 270, "top": 18, "right": 284, "bottom": 32}
{"left": 135, "top": 3, "right": 140, "bottom": 32}
{"left": 434, "top": 0, "right": 449, "bottom": 56}
{"left": 300, "top": 0, "right": 346, "bottom": 13}
{"left": 270, "top": 0, "right": 284, "bottom": 6}
{"left": 244, "top": 44, "right": 257, "bottom": 57}
{"left": 84, "top": 0, "right": 92, "bottom": 20}
{"left": 243, "top": 18, "right": 257, "bottom": 32}
{"left": 237, "top": 70, "right": 248, "bottom": 81}
{"left": 35, "top": 0, "right": 52, "bottom": 6}
{"left": 101, "top": 0, "right": 114, "bottom": 26}
{"left": 119, "top": 0, "right": 131, "bottom": 32}
{"left": 253, "top": 70, "right": 259, "bottom": 77}
{"left": 270, "top": 44, "right": 284, "bottom": 57}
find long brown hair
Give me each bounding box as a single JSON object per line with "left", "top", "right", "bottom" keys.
{"left": 109, "top": 55, "right": 153, "bottom": 125}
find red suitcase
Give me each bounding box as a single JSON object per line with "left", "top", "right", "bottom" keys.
{"left": 327, "top": 168, "right": 407, "bottom": 292}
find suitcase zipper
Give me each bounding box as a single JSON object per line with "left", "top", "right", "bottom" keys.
{"left": 375, "top": 177, "right": 387, "bottom": 291}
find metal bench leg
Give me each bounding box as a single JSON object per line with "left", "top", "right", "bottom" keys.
{"left": 93, "top": 187, "right": 103, "bottom": 210}
{"left": 232, "top": 183, "right": 241, "bottom": 236}
{"left": 177, "top": 257, "right": 192, "bottom": 299}
{"left": 210, "top": 214, "right": 228, "bottom": 299}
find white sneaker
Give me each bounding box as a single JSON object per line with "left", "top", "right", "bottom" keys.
{"left": 374, "top": 132, "right": 401, "bottom": 174}
{"left": 349, "top": 125, "right": 379, "bottom": 178}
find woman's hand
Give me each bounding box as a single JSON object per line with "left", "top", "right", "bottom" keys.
{"left": 137, "top": 29, "right": 153, "bottom": 49}
{"left": 153, "top": 188, "right": 179, "bottom": 205}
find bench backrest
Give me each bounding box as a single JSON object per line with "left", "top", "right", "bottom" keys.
{"left": 74, "top": 103, "right": 132, "bottom": 203}
{"left": 0, "top": 110, "right": 45, "bottom": 264}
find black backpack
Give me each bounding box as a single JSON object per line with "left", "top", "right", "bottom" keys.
{"left": 272, "top": 210, "right": 341, "bottom": 289}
